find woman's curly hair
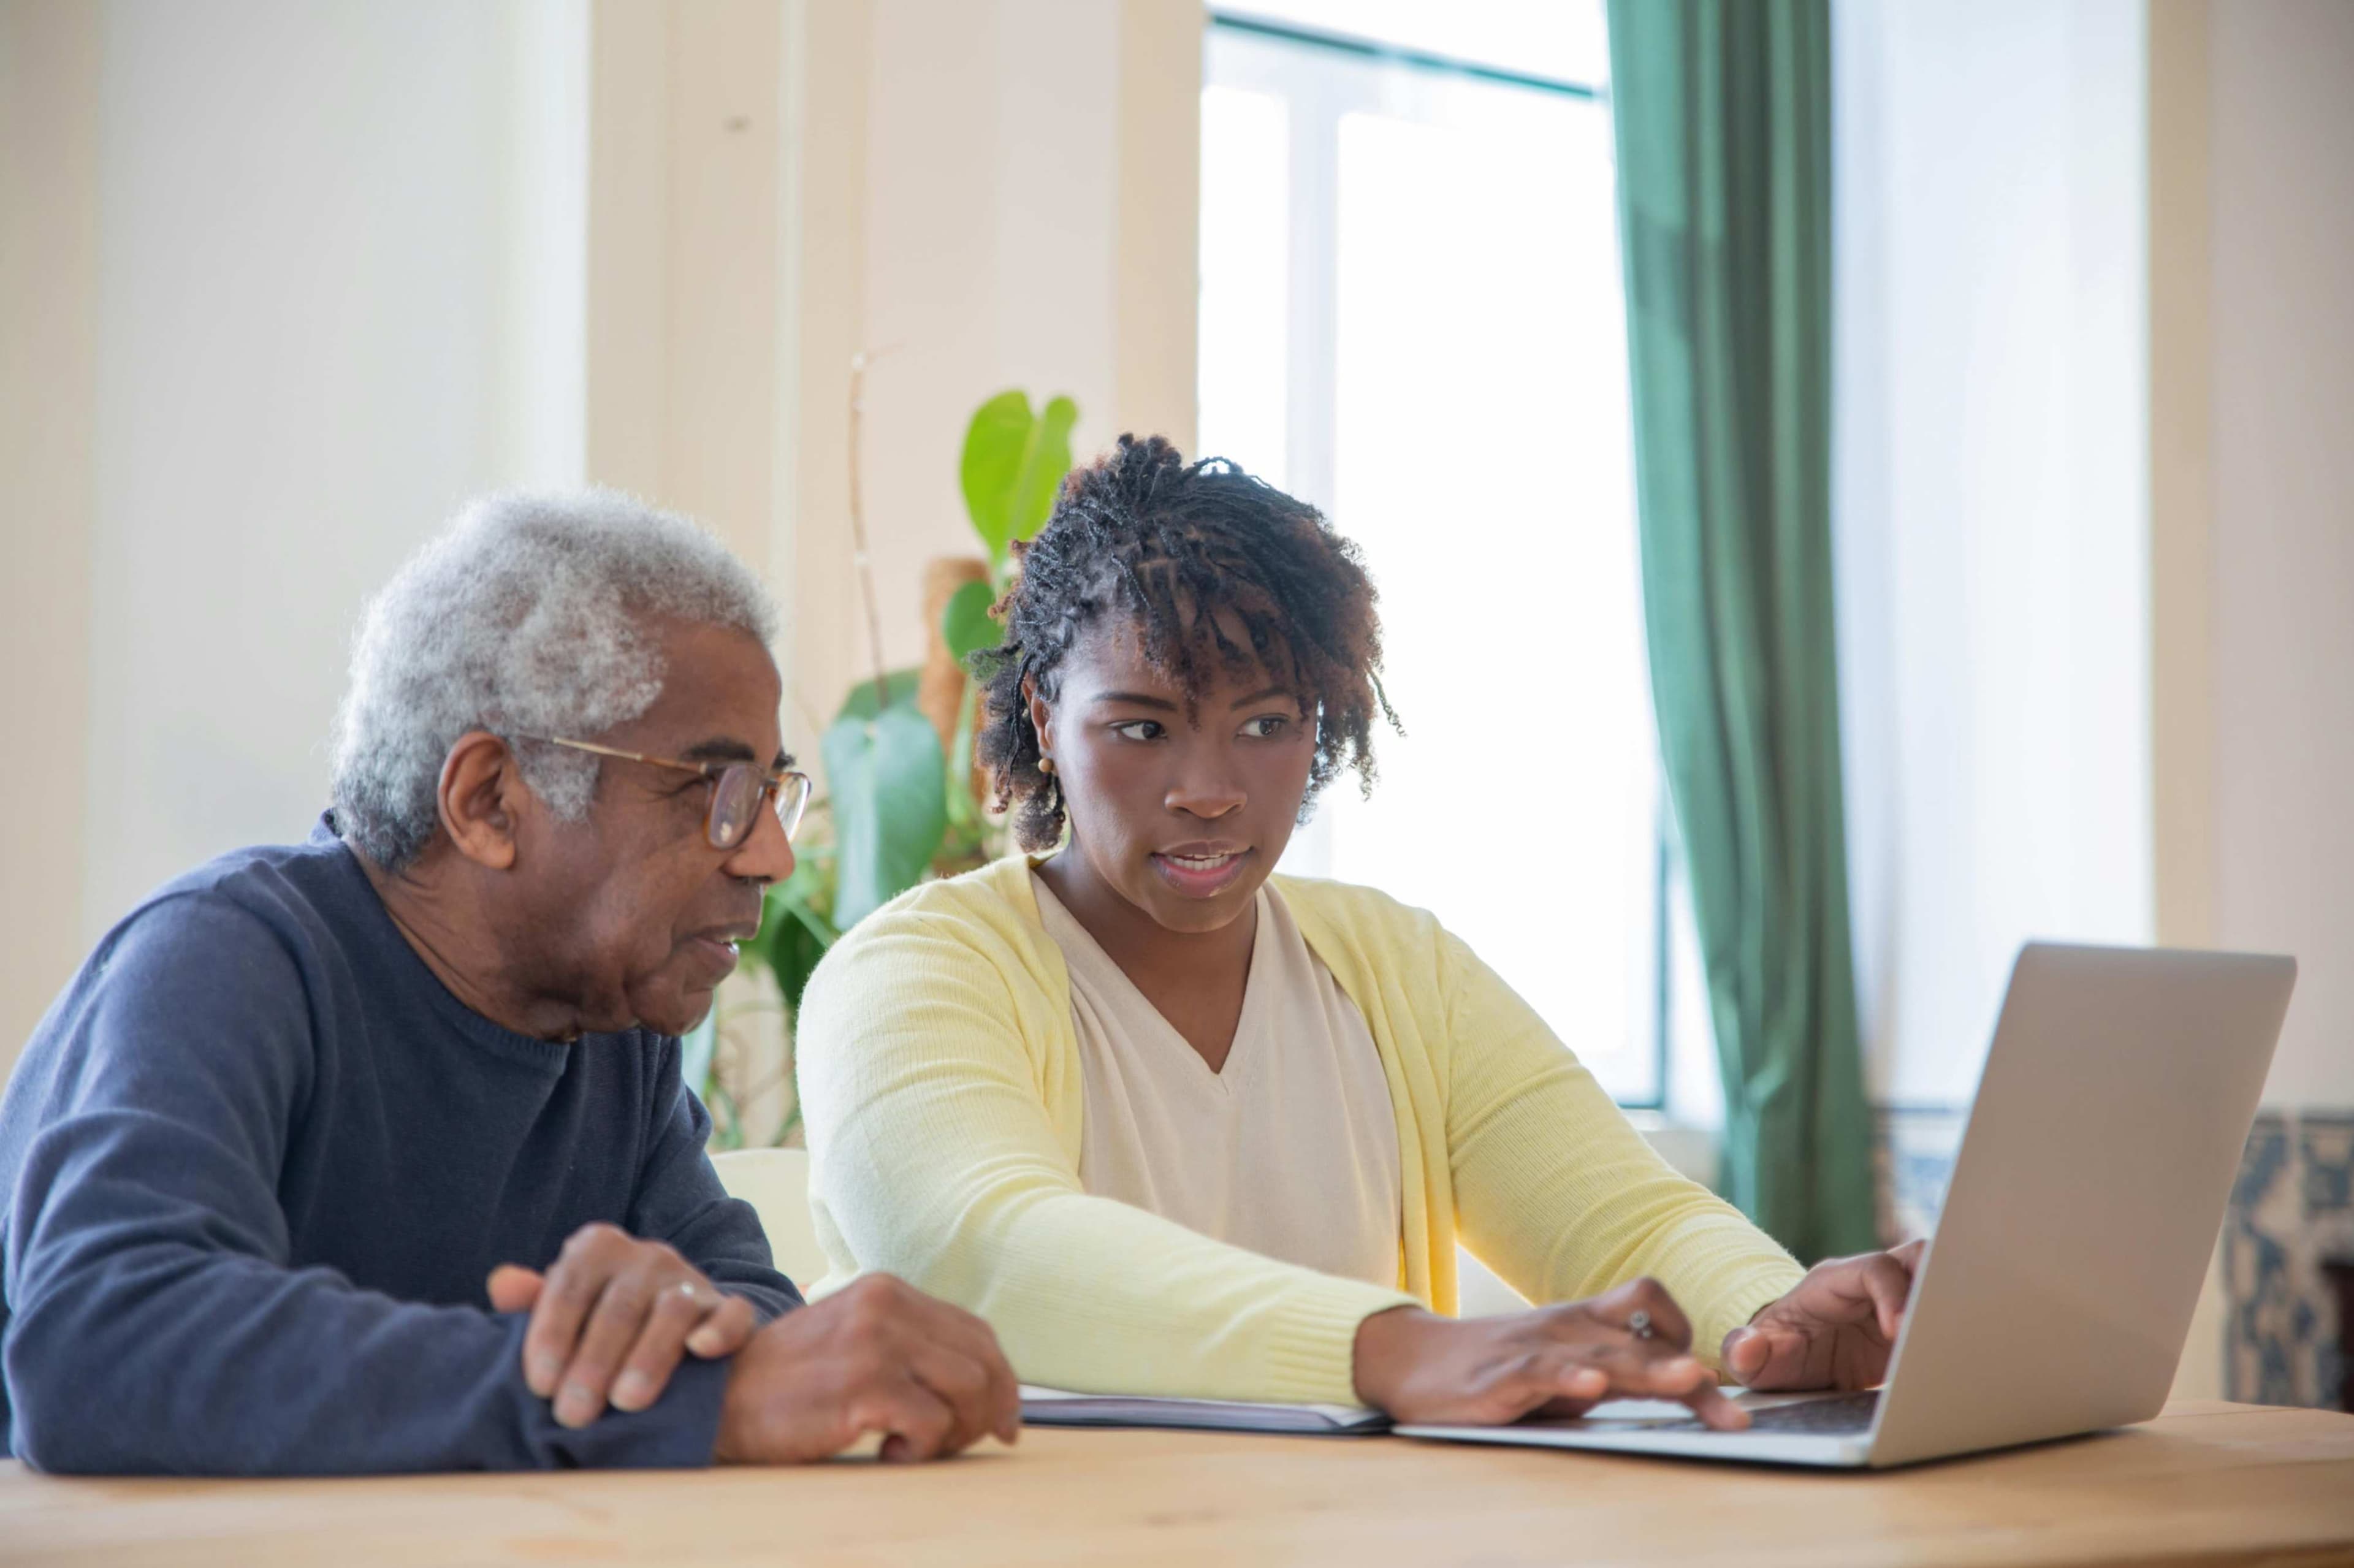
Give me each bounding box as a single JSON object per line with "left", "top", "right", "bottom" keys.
{"left": 972, "top": 433, "right": 1398, "bottom": 851}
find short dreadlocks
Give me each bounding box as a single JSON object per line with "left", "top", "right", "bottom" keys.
{"left": 972, "top": 433, "right": 1398, "bottom": 851}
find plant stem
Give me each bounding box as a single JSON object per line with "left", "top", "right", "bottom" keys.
{"left": 847, "top": 352, "right": 892, "bottom": 715}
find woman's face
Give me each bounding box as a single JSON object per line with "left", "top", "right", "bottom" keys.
{"left": 1030, "top": 613, "right": 1317, "bottom": 935}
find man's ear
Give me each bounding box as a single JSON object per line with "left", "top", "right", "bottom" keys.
{"left": 436, "top": 731, "right": 527, "bottom": 870}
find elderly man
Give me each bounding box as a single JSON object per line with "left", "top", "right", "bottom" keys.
{"left": 0, "top": 492, "right": 1018, "bottom": 1473}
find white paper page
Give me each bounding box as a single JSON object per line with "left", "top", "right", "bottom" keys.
{"left": 1018, "top": 1385, "right": 1387, "bottom": 1433}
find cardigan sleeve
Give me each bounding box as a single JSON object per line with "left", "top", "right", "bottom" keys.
{"left": 1436, "top": 926, "right": 1806, "bottom": 1366}
{"left": 794, "top": 897, "right": 1414, "bottom": 1407}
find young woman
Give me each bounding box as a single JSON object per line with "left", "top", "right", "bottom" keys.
{"left": 797, "top": 437, "right": 1922, "bottom": 1428}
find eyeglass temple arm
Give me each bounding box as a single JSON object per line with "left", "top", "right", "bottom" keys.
{"left": 538, "top": 736, "right": 660, "bottom": 767}
{"left": 537, "top": 734, "right": 802, "bottom": 788}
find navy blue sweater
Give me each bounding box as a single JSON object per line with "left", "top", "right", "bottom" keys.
{"left": 0, "top": 819, "right": 801, "bottom": 1474}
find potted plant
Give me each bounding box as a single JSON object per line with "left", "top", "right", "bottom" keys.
{"left": 685, "top": 385, "right": 1077, "bottom": 1148}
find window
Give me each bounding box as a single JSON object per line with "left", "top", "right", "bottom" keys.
{"left": 1198, "top": 4, "right": 1719, "bottom": 1119}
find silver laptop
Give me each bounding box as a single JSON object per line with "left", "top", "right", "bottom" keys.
{"left": 1399, "top": 942, "right": 2296, "bottom": 1469}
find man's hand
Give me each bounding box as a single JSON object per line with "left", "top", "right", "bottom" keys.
{"left": 711, "top": 1273, "right": 1021, "bottom": 1464}
{"left": 487, "top": 1222, "right": 757, "bottom": 1428}
{"left": 1352, "top": 1277, "right": 1750, "bottom": 1430}
{"left": 1721, "top": 1238, "right": 1928, "bottom": 1391}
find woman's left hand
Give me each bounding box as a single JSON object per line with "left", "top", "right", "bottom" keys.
{"left": 1721, "top": 1238, "right": 1928, "bottom": 1391}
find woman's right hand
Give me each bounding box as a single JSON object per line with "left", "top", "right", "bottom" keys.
{"left": 1350, "top": 1277, "right": 1750, "bottom": 1429}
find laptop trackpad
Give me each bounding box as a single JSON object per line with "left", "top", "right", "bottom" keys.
{"left": 1529, "top": 1389, "right": 1881, "bottom": 1434}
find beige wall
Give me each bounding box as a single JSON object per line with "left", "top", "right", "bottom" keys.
{"left": 782, "top": 0, "right": 1202, "bottom": 749}
{"left": 587, "top": 0, "right": 783, "bottom": 575}
{"left": 2149, "top": 0, "right": 2214, "bottom": 958}
{"left": 2150, "top": 0, "right": 2354, "bottom": 1113}
{"left": 0, "top": 1, "right": 101, "bottom": 1068}
{"left": 1, "top": 0, "right": 596, "bottom": 1072}
{"left": 2145, "top": 0, "right": 2354, "bottom": 1401}
{"left": 1116, "top": 0, "right": 1205, "bottom": 455}
{"left": 780, "top": 0, "right": 874, "bottom": 756}
{"left": 587, "top": 0, "right": 1205, "bottom": 759}
{"left": 2147, "top": 0, "right": 2221, "bottom": 1402}
{"left": 2206, "top": 0, "right": 2354, "bottom": 1113}
{"left": 0, "top": 1, "right": 1203, "bottom": 1067}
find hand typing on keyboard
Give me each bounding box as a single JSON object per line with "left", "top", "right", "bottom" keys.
{"left": 1721, "top": 1238, "right": 1928, "bottom": 1393}
{"left": 1353, "top": 1277, "right": 1752, "bottom": 1432}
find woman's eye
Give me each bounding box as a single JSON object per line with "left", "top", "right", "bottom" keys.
{"left": 1243, "top": 715, "right": 1290, "bottom": 739}
{"left": 1111, "top": 720, "right": 1164, "bottom": 742}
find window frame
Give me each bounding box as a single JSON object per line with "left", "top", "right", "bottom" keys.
{"left": 1201, "top": 12, "right": 1697, "bottom": 1114}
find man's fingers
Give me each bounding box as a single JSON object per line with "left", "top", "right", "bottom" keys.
{"left": 522, "top": 1228, "right": 628, "bottom": 1398}
{"left": 553, "top": 1271, "right": 660, "bottom": 1427}
{"left": 487, "top": 1265, "right": 543, "bottom": 1315}
{"left": 852, "top": 1280, "right": 1021, "bottom": 1446}
{"left": 685, "top": 1292, "right": 756, "bottom": 1359}
{"left": 907, "top": 1342, "right": 1002, "bottom": 1455}
{"left": 912, "top": 1300, "right": 1023, "bottom": 1444}
{"left": 609, "top": 1281, "right": 720, "bottom": 1414}
{"left": 853, "top": 1379, "right": 958, "bottom": 1464}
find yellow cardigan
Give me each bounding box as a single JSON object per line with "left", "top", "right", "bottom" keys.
{"left": 794, "top": 854, "right": 1804, "bottom": 1406}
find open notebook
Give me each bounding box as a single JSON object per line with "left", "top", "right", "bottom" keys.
{"left": 1018, "top": 1385, "right": 1390, "bottom": 1436}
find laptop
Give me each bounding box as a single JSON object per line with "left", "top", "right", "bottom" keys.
{"left": 1398, "top": 942, "right": 2296, "bottom": 1469}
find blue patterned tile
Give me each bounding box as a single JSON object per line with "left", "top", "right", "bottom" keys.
{"left": 1872, "top": 1105, "right": 1966, "bottom": 1244}
{"left": 2300, "top": 1114, "right": 2354, "bottom": 1214}
{"left": 2225, "top": 1109, "right": 2354, "bottom": 1409}
{"left": 2235, "top": 1116, "right": 2293, "bottom": 1211}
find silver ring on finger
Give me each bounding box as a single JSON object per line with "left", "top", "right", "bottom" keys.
{"left": 1628, "top": 1309, "right": 1655, "bottom": 1341}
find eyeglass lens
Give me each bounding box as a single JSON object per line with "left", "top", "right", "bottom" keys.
{"left": 706, "top": 766, "right": 811, "bottom": 851}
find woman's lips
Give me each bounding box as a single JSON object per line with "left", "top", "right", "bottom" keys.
{"left": 1150, "top": 848, "right": 1252, "bottom": 898}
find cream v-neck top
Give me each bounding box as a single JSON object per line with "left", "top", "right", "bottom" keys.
{"left": 1030, "top": 873, "right": 1404, "bottom": 1289}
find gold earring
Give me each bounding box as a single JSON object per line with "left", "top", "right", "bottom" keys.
{"left": 1038, "top": 756, "right": 1056, "bottom": 776}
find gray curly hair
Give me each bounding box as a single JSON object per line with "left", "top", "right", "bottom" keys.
{"left": 330, "top": 489, "right": 778, "bottom": 871}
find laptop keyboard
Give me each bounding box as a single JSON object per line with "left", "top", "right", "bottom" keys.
{"left": 1644, "top": 1390, "right": 1881, "bottom": 1436}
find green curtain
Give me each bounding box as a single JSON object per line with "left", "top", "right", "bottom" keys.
{"left": 1604, "top": 0, "right": 1875, "bottom": 1260}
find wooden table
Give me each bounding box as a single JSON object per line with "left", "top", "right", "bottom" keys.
{"left": 4, "top": 1402, "right": 2351, "bottom": 1567}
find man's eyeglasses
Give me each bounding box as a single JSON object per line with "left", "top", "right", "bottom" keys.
{"left": 515, "top": 736, "right": 812, "bottom": 851}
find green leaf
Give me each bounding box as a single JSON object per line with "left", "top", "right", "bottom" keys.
{"left": 836, "top": 667, "right": 920, "bottom": 722}
{"left": 959, "top": 389, "right": 1080, "bottom": 564}
{"left": 823, "top": 704, "right": 948, "bottom": 930}
{"left": 764, "top": 905, "right": 833, "bottom": 1015}
{"left": 941, "top": 579, "right": 1001, "bottom": 663}
{"left": 755, "top": 864, "right": 840, "bottom": 1015}
{"left": 1011, "top": 395, "right": 1079, "bottom": 547}
{"left": 961, "top": 391, "right": 1034, "bottom": 562}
